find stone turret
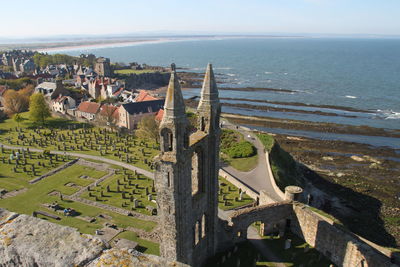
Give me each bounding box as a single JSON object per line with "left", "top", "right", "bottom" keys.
{"left": 154, "top": 64, "right": 221, "bottom": 266}
{"left": 197, "top": 63, "right": 221, "bottom": 133}
{"left": 159, "top": 64, "right": 189, "bottom": 153}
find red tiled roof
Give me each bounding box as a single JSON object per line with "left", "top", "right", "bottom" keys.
{"left": 77, "top": 101, "right": 101, "bottom": 114}
{"left": 155, "top": 109, "right": 164, "bottom": 121}
{"left": 113, "top": 87, "right": 124, "bottom": 97}
{"left": 135, "top": 90, "right": 158, "bottom": 102}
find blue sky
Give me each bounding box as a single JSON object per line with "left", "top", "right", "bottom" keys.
{"left": 1, "top": 0, "right": 400, "bottom": 37}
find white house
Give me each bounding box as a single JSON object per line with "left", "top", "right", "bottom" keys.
{"left": 51, "top": 95, "right": 76, "bottom": 114}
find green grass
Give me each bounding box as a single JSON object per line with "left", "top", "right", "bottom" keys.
{"left": 221, "top": 153, "right": 258, "bottom": 172}
{"left": 308, "top": 206, "right": 342, "bottom": 225}
{"left": 0, "top": 148, "right": 71, "bottom": 191}
{"left": 0, "top": 164, "right": 157, "bottom": 234}
{"left": 113, "top": 231, "right": 160, "bottom": 256}
{"left": 81, "top": 170, "right": 156, "bottom": 216}
{"left": 257, "top": 133, "right": 275, "bottom": 152}
{"left": 114, "top": 69, "right": 159, "bottom": 75}
{"left": 218, "top": 177, "right": 254, "bottom": 210}
{"left": 0, "top": 113, "right": 159, "bottom": 172}
{"left": 204, "top": 241, "right": 276, "bottom": 267}
{"left": 261, "top": 232, "right": 333, "bottom": 267}
{"left": 220, "top": 129, "right": 258, "bottom": 171}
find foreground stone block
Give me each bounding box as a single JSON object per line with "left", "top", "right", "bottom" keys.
{"left": 88, "top": 248, "right": 188, "bottom": 267}
{"left": 0, "top": 208, "right": 107, "bottom": 267}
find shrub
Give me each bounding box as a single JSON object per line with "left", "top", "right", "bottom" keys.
{"left": 224, "top": 141, "right": 256, "bottom": 158}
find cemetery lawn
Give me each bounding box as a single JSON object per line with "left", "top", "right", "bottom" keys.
{"left": 205, "top": 240, "right": 276, "bottom": 266}
{"left": 0, "top": 113, "right": 159, "bottom": 172}
{"left": 0, "top": 164, "right": 157, "bottom": 233}
{"left": 81, "top": 170, "right": 157, "bottom": 216}
{"left": 0, "top": 148, "right": 72, "bottom": 191}
{"left": 113, "top": 231, "right": 160, "bottom": 256}
{"left": 261, "top": 232, "right": 333, "bottom": 267}
{"left": 218, "top": 177, "right": 254, "bottom": 210}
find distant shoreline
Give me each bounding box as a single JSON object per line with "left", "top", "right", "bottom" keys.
{"left": 0, "top": 35, "right": 304, "bottom": 52}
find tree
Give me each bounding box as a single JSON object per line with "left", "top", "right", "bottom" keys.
{"left": 29, "top": 93, "right": 51, "bottom": 125}
{"left": 96, "top": 104, "right": 118, "bottom": 130}
{"left": 3, "top": 87, "right": 31, "bottom": 115}
{"left": 0, "top": 109, "right": 6, "bottom": 122}
{"left": 13, "top": 113, "right": 23, "bottom": 128}
{"left": 135, "top": 115, "right": 159, "bottom": 143}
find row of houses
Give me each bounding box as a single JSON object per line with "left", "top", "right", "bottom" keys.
{"left": 1, "top": 50, "right": 35, "bottom": 74}
{"left": 50, "top": 89, "right": 164, "bottom": 130}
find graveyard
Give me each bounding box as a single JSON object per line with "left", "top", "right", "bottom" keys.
{"left": 0, "top": 113, "right": 159, "bottom": 172}
{"left": 0, "top": 113, "right": 256, "bottom": 255}
{"left": 218, "top": 177, "right": 254, "bottom": 210}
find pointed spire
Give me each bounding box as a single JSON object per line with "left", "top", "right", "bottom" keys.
{"left": 200, "top": 63, "right": 218, "bottom": 102}
{"left": 163, "top": 64, "right": 186, "bottom": 119}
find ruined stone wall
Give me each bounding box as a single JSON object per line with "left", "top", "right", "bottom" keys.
{"left": 219, "top": 169, "right": 259, "bottom": 201}
{"left": 0, "top": 208, "right": 188, "bottom": 267}
{"left": 290, "top": 204, "right": 395, "bottom": 267}
{"left": 123, "top": 72, "right": 170, "bottom": 90}
{"left": 228, "top": 202, "right": 293, "bottom": 242}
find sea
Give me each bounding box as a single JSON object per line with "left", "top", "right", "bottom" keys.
{"left": 53, "top": 37, "right": 400, "bottom": 150}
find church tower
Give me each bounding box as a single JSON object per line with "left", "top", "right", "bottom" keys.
{"left": 154, "top": 64, "right": 221, "bottom": 266}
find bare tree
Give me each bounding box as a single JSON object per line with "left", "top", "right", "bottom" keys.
{"left": 136, "top": 115, "right": 159, "bottom": 143}
{"left": 96, "top": 104, "right": 118, "bottom": 131}
{"left": 3, "top": 85, "right": 33, "bottom": 115}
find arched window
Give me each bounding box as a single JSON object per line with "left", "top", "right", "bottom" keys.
{"left": 200, "top": 117, "right": 205, "bottom": 131}
{"left": 191, "top": 147, "right": 204, "bottom": 195}
{"left": 201, "top": 214, "right": 206, "bottom": 238}
{"left": 160, "top": 128, "right": 173, "bottom": 152}
{"left": 194, "top": 221, "right": 200, "bottom": 245}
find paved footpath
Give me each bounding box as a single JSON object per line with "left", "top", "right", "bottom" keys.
{"left": 221, "top": 120, "right": 283, "bottom": 201}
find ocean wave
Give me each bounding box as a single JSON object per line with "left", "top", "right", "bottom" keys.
{"left": 265, "top": 72, "right": 273, "bottom": 74}
{"left": 345, "top": 95, "right": 357, "bottom": 99}
{"left": 376, "top": 110, "right": 400, "bottom": 120}
{"left": 226, "top": 73, "right": 236, "bottom": 77}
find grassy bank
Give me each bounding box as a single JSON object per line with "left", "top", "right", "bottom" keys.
{"left": 257, "top": 133, "right": 301, "bottom": 191}
{"left": 220, "top": 129, "right": 258, "bottom": 172}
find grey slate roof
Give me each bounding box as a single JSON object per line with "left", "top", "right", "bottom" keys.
{"left": 122, "top": 99, "right": 165, "bottom": 115}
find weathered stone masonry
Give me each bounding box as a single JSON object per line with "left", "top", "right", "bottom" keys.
{"left": 154, "top": 64, "right": 220, "bottom": 267}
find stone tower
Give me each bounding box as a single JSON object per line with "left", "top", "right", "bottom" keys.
{"left": 154, "top": 63, "right": 221, "bottom": 266}
{"left": 94, "top": 57, "right": 111, "bottom": 77}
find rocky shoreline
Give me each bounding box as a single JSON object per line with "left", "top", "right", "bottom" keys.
{"left": 180, "top": 70, "right": 400, "bottom": 246}
{"left": 220, "top": 113, "right": 400, "bottom": 138}
{"left": 271, "top": 133, "right": 400, "bottom": 247}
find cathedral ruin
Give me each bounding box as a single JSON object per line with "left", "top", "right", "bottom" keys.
{"left": 154, "top": 63, "right": 220, "bottom": 266}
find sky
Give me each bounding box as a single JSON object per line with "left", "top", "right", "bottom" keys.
{"left": 1, "top": 0, "right": 400, "bottom": 38}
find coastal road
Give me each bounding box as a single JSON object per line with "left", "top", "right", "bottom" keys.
{"left": 221, "top": 119, "right": 283, "bottom": 201}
